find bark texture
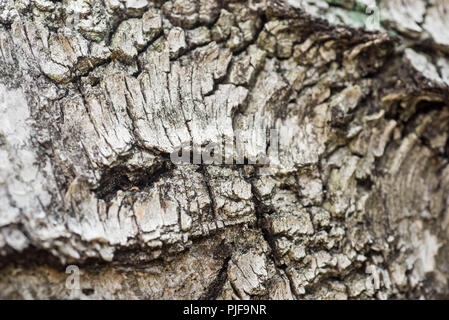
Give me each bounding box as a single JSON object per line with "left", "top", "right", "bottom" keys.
{"left": 1, "top": 0, "right": 449, "bottom": 299}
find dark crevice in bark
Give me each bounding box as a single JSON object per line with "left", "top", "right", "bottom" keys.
{"left": 385, "top": 99, "right": 449, "bottom": 159}
{"left": 200, "top": 256, "right": 231, "bottom": 300}
{"left": 250, "top": 184, "right": 276, "bottom": 259}
{"left": 0, "top": 245, "right": 107, "bottom": 272}
{"left": 94, "top": 160, "right": 173, "bottom": 202}
{"left": 200, "top": 165, "right": 218, "bottom": 221}
{"left": 250, "top": 181, "right": 299, "bottom": 298}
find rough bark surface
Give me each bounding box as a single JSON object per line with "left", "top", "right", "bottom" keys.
{"left": 1, "top": 0, "right": 449, "bottom": 299}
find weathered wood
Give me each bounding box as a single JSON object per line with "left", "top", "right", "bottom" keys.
{"left": 0, "top": 0, "right": 449, "bottom": 299}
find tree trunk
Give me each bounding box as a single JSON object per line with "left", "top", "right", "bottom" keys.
{"left": 1, "top": 0, "right": 449, "bottom": 300}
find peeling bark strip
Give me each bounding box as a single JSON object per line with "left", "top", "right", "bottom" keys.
{"left": 0, "top": 0, "right": 449, "bottom": 300}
